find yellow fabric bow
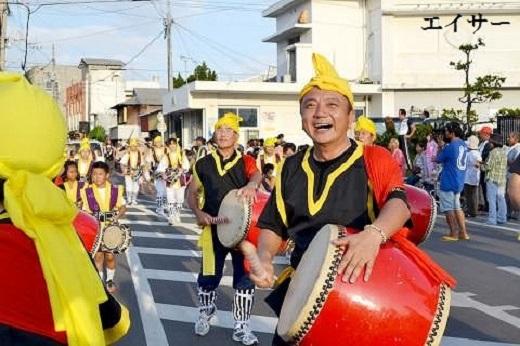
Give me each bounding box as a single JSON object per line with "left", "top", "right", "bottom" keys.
{"left": 299, "top": 52, "right": 354, "bottom": 107}
{"left": 355, "top": 116, "right": 377, "bottom": 137}
{"left": 215, "top": 112, "right": 243, "bottom": 133}
{"left": 0, "top": 72, "right": 108, "bottom": 345}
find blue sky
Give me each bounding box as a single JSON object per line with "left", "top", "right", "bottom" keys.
{"left": 6, "top": 0, "right": 277, "bottom": 86}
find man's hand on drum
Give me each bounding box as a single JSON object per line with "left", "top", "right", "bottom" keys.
{"left": 236, "top": 182, "right": 258, "bottom": 202}
{"left": 195, "top": 210, "right": 213, "bottom": 226}
{"left": 332, "top": 230, "right": 383, "bottom": 284}
{"left": 248, "top": 253, "right": 275, "bottom": 289}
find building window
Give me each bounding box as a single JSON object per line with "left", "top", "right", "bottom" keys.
{"left": 218, "top": 107, "right": 258, "bottom": 128}
{"left": 288, "top": 49, "right": 296, "bottom": 82}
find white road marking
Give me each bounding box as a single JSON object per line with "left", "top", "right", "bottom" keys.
{"left": 451, "top": 291, "right": 520, "bottom": 329}
{"left": 143, "top": 268, "right": 233, "bottom": 287}
{"left": 125, "top": 211, "right": 149, "bottom": 216}
{"left": 133, "top": 246, "right": 290, "bottom": 265}
{"left": 156, "top": 303, "right": 277, "bottom": 334}
{"left": 442, "top": 337, "right": 520, "bottom": 346}
{"left": 133, "top": 231, "right": 200, "bottom": 239}
{"left": 126, "top": 247, "right": 169, "bottom": 346}
{"left": 497, "top": 266, "right": 520, "bottom": 278}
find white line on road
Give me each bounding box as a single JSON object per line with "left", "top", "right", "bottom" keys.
{"left": 133, "top": 231, "right": 200, "bottom": 239}
{"left": 143, "top": 268, "right": 233, "bottom": 287}
{"left": 156, "top": 303, "right": 277, "bottom": 334}
{"left": 126, "top": 247, "right": 169, "bottom": 346}
{"left": 452, "top": 291, "right": 520, "bottom": 329}
{"left": 133, "top": 246, "right": 290, "bottom": 265}
{"left": 497, "top": 266, "right": 520, "bottom": 278}
{"left": 442, "top": 337, "right": 520, "bottom": 346}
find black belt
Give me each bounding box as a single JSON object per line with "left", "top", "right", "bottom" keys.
{"left": 95, "top": 211, "right": 117, "bottom": 223}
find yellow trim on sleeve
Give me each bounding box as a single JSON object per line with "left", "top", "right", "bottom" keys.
{"left": 275, "top": 158, "right": 288, "bottom": 227}
{"left": 104, "top": 303, "right": 131, "bottom": 345}
{"left": 301, "top": 144, "right": 364, "bottom": 216}
{"left": 80, "top": 188, "right": 91, "bottom": 213}
{"left": 192, "top": 163, "right": 205, "bottom": 209}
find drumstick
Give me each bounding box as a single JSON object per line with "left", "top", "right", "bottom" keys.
{"left": 209, "top": 216, "right": 229, "bottom": 224}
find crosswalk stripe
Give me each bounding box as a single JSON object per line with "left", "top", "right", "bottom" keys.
{"left": 133, "top": 246, "right": 290, "bottom": 265}
{"left": 442, "top": 336, "right": 520, "bottom": 346}
{"left": 497, "top": 266, "right": 520, "bottom": 277}
{"left": 143, "top": 268, "right": 233, "bottom": 287}
{"left": 133, "top": 231, "right": 200, "bottom": 239}
{"left": 126, "top": 247, "right": 169, "bottom": 346}
{"left": 156, "top": 303, "right": 277, "bottom": 334}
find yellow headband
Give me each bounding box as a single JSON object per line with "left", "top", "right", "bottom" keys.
{"left": 264, "top": 137, "right": 277, "bottom": 148}
{"left": 355, "top": 116, "right": 377, "bottom": 137}
{"left": 153, "top": 136, "right": 162, "bottom": 144}
{"left": 129, "top": 138, "right": 139, "bottom": 147}
{"left": 215, "top": 112, "right": 243, "bottom": 133}
{"left": 299, "top": 53, "right": 354, "bottom": 107}
{"left": 79, "top": 138, "right": 91, "bottom": 152}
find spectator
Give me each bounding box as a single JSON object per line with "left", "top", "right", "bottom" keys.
{"left": 479, "top": 127, "right": 493, "bottom": 211}
{"left": 388, "top": 137, "right": 406, "bottom": 177}
{"left": 464, "top": 135, "right": 482, "bottom": 218}
{"left": 282, "top": 142, "right": 296, "bottom": 158}
{"left": 436, "top": 122, "right": 469, "bottom": 241}
{"left": 397, "top": 108, "right": 414, "bottom": 169}
{"left": 261, "top": 163, "right": 275, "bottom": 192}
{"left": 484, "top": 133, "right": 508, "bottom": 225}
{"left": 406, "top": 141, "right": 429, "bottom": 187}
{"left": 507, "top": 132, "right": 520, "bottom": 219}
{"left": 507, "top": 154, "right": 520, "bottom": 241}
{"left": 425, "top": 131, "right": 439, "bottom": 182}
{"left": 354, "top": 116, "right": 377, "bottom": 146}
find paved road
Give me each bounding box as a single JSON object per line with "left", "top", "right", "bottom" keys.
{"left": 112, "top": 196, "right": 520, "bottom": 346}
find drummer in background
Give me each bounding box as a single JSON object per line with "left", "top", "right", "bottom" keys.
{"left": 186, "top": 112, "right": 262, "bottom": 345}
{"left": 120, "top": 138, "right": 144, "bottom": 205}
{"left": 149, "top": 136, "right": 169, "bottom": 215}
{"left": 77, "top": 138, "right": 94, "bottom": 183}
{"left": 355, "top": 115, "right": 377, "bottom": 146}
{"left": 249, "top": 53, "right": 411, "bottom": 345}
{"left": 257, "top": 137, "right": 282, "bottom": 175}
{"left": 58, "top": 160, "right": 86, "bottom": 208}
{"left": 81, "top": 161, "right": 126, "bottom": 293}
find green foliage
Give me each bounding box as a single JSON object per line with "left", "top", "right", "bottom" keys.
{"left": 449, "top": 37, "right": 505, "bottom": 128}
{"left": 441, "top": 108, "right": 477, "bottom": 124}
{"left": 172, "top": 62, "right": 218, "bottom": 88}
{"left": 497, "top": 108, "right": 520, "bottom": 117}
{"left": 375, "top": 118, "right": 398, "bottom": 148}
{"left": 89, "top": 126, "right": 106, "bottom": 142}
{"left": 412, "top": 123, "right": 433, "bottom": 146}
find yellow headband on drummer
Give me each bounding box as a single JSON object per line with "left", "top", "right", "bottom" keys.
{"left": 264, "top": 137, "right": 277, "bottom": 148}
{"left": 355, "top": 116, "right": 377, "bottom": 137}
{"left": 215, "top": 112, "right": 243, "bottom": 133}
{"left": 129, "top": 138, "right": 139, "bottom": 147}
{"left": 299, "top": 53, "right": 354, "bottom": 108}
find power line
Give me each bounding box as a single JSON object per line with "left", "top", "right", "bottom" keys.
{"left": 125, "top": 29, "right": 164, "bottom": 66}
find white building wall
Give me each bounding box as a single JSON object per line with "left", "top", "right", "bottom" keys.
{"left": 87, "top": 69, "right": 125, "bottom": 132}
{"left": 311, "top": 0, "right": 365, "bottom": 81}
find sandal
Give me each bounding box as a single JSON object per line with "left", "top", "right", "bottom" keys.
{"left": 459, "top": 234, "right": 470, "bottom": 240}
{"left": 441, "top": 235, "right": 458, "bottom": 242}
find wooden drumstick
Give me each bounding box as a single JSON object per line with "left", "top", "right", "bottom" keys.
{"left": 210, "top": 216, "right": 229, "bottom": 224}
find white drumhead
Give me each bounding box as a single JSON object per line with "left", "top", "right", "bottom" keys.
{"left": 102, "top": 225, "right": 124, "bottom": 250}
{"left": 217, "top": 189, "right": 251, "bottom": 248}
{"left": 277, "top": 224, "right": 343, "bottom": 342}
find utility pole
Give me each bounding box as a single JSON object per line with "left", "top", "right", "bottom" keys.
{"left": 165, "top": 0, "right": 173, "bottom": 91}
{"left": 0, "top": 3, "right": 8, "bottom": 71}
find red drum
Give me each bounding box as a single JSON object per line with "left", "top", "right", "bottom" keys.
{"left": 404, "top": 184, "right": 437, "bottom": 245}
{"left": 277, "top": 224, "right": 451, "bottom": 346}
{"left": 73, "top": 211, "right": 102, "bottom": 257}
{"left": 217, "top": 189, "right": 270, "bottom": 248}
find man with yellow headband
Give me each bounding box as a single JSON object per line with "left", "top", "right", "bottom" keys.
{"left": 120, "top": 137, "right": 144, "bottom": 205}
{"left": 0, "top": 73, "right": 129, "bottom": 345}
{"left": 77, "top": 137, "right": 94, "bottom": 183}
{"left": 355, "top": 115, "right": 377, "bottom": 146}
{"left": 257, "top": 137, "right": 282, "bottom": 175}
{"left": 186, "top": 112, "right": 262, "bottom": 345}
{"left": 249, "top": 54, "right": 415, "bottom": 345}
{"left": 147, "top": 135, "right": 169, "bottom": 214}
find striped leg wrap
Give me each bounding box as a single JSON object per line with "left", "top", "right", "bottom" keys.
{"left": 198, "top": 288, "right": 217, "bottom": 315}
{"left": 233, "top": 288, "right": 255, "bottom": 322}
{"left": 168, "top": 203, "right": 176, "bottom": 217}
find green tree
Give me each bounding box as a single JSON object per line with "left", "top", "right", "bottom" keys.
{"left": 172, "top": 73, "right": 185, "bottom": 89}
{"left": 186, "top": 62, "right": 218, "bottom": 83}
{"left": 89, "top": 126, "right": 106, "bottom": 142}
{"left": 450, "top": 38, "right": 506, "bottom": 128}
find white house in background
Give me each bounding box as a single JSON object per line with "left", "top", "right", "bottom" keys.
{"left": 164, "top": 0, "right": 520, "bottom": 146}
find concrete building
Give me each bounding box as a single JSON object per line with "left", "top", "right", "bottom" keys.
{"left": 26, "top": 64, "right": 82, "bottom": 116}
{"left": 164, "top": 0, "right": 520, "bottom": 146}
{"left": 0, "top": 3, "right": 9, "bottom": 71}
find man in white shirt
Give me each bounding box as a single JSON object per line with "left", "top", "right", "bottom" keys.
{"left": 397, "top": 108, "right": 413, "bottom": 169}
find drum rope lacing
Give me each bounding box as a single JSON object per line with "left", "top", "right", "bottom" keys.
{"left": 291, "top": 226, "right": 345, "bottom": 344}
{"left": 426, "top": 284, "right": 449, "bottom": 346}
{"left": 422, "top": 194, "right": 438, "bottom": 244}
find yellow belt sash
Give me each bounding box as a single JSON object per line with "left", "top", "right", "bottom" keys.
{"left": 198, "top": 225, "right": 216, "bottom": 275}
